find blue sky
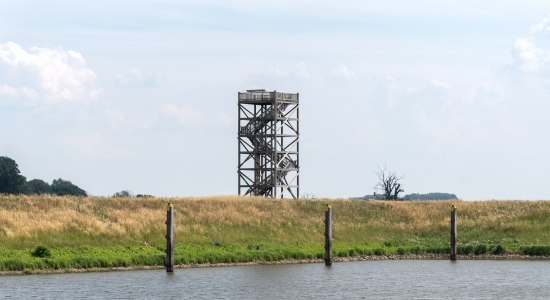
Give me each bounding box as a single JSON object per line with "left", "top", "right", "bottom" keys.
{"left": 1, "top": 1, "right": 550, "bottom": 199}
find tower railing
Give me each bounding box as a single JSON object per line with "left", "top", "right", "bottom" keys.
{"left": 238, "top": 92, "right": 298, "bottom": 101}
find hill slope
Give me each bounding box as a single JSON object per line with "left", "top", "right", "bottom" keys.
{"left": 1, "top": 195, "right": 550, "bottom": 272}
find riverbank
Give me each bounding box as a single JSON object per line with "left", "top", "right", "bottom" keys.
{"left": 1, "top": 195, "right": 550, "bottom": 273}
{"left": 2, "top": 253, "right": 550, "bottom": 276}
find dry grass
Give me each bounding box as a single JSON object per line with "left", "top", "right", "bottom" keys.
{"left": 1, "top": 195, "right": 550, "bottom": 250}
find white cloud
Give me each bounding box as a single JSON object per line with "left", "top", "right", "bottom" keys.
{"left": 0, "top": 41, "right": 102, "bottom": 103}
{"left": 0, "top": 83, "right": 41, "bottom": 101}
{"left": 115, "top": 68, "right": 163, "bottom": 87}
{"left": 509, "top": 16, "right": 550, "bottom": 74}
{"left": 331, "top": 64, "right": 358, "bottom": 80}
{"left": 530, "top": 15, "right": 550, "bottom": 35}
{"left": 513, "top": 37, "right": 543, "bottom": 72}
{"left": 0, "top": 84, "right": 17, "bottom": 97}
{"left": 430, "top": 80, "right": 451, "bottom": 90}
{"left": 159, "top": 104, "right": 203, "bottom": 126}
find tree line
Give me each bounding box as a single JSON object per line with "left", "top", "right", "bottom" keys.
{"left": 402, "top": 192, "right": 458, "bottom": 201}
{"left": 0, "top": 156, "right": 87, "bottom": 196}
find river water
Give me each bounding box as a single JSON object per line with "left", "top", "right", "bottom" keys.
{"left": 1, "top": 260, "right": 549, "bottom": 299}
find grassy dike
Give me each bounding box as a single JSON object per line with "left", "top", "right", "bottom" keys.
{"left": 1, "top": 195, "right": 550, "bottom": 273}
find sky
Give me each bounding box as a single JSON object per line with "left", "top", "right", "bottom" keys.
{"left": 1, "top": 1, "right": 550, "bottom": 200}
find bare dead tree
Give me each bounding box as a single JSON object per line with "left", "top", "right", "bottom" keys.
{"left": 375, "top": 166, "right": 404, "bottom": 200}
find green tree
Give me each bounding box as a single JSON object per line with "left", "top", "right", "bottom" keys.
{"left": 0, "top": 156, "right": 26, "bottom": 194}
{"left": 24, "top": 179, "right": 52, "bottom": 195}
{"left": 51, "top": 178, "right": 87, "bottom": 196}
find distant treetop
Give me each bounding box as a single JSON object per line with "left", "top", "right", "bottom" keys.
{"left": 0, "top": 156, "right": 26, "bottom": 194}
{"left": 402, "top": 193, "right": 458, "bottom": 201}
{"left": 356, "top": 192, "right": 458, "bottom": 201}
{"left": 51, "top": 178, "right": 87, "bottom": 197}
{"left": 0, "top": 155, "right": 89, "bottom": 196}
{"left": 24, "top": 179, "right": 52, "bottom": 195}
{"left": 113, "top": 190, "right": 133, "bottom": 197}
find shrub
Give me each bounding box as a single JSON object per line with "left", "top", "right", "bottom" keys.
{"left": 373, "top": 248, "right": 386, "bottom": 256}
{"left": 458, "top": 245, "right": 474, "bottom": 255}
{"left": 31, "top": 245, "right": 51, "bottom": 258}
{"left": 474, "top": 244, "right": 488, "bottom": 255}
{"left": 522, "top": 246, "right": 550, "bottom": 256}
{"left": 492, "top": 244, "right": 506, "bottom": 255}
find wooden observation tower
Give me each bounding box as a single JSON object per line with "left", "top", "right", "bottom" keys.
{"left": 238, "top": 89, "right": 300, "bottom": 199}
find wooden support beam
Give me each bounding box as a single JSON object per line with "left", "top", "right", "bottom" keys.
{"left": 450, "top": 205, "right": 457, "bottom": 261}
{"left": 166, "top": 203, "right": 174, "bottom": 272}
{"left": 325, "top": 204, "right": 333, "bottom": 266}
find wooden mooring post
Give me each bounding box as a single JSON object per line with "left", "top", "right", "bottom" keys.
{"left": 166, "top": 203, "right": 174, "bottom": 272}
{"left": 324, "top": 204, "right": 333, "bottom": 266}
{"left": 450, "top": 205, "right": 457, "bottom": 261}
